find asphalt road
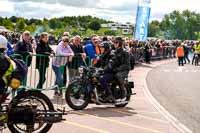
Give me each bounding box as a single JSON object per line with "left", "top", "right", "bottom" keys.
{"left": 146, "top": 61, "right": 200, "bottom": 133}
{"left": 3, "top": 59, "right": 181, "bottom": 133}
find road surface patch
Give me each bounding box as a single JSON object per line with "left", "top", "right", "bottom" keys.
{"left": 64, "top": 120, "right": 109, "bottom": 133}
{"left": 71, "top": 111, "right": 164, "bottom": 133}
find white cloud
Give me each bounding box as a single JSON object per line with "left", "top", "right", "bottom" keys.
{"left": 0, "top": 0, "right": 14, "bottom": 12}
{"left": 151, "top": 0, "right": 200, "bottom": 18}
{"left": 1, "top": 0, "right": 200, "bottom": 23}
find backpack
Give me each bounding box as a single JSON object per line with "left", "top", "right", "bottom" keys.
{"left": 12, "top": 59, "right": 28, "bottom": 81}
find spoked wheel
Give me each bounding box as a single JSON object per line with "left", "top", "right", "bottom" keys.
{"left": 7, "top": 91, "right": 54, "bottom": 133}
{"left": 115, "top": 85, "right": 131, "bottom": 108}
{"left": 65, "top": 82, "right": 89, "bottom": 110}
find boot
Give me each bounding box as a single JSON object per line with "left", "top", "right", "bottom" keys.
{"left": 105, "top": 95, "right": 114, "bottom": 102}
{"left": 105, "top": 88, "right": 114, "bottom": 102}
{"left": 54, "top": 90, "right": 59, "bottom": 96}
{"left": 58, "top": 89, "right": 63, "bottom": 97}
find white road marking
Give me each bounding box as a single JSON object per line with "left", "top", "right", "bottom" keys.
{"left": 163, "top": 69, "right": 170, "bottom": 72}
{"left": 185, "top": 70, "right": 189, "bottom": 73}
{"left": 191, "top": 70, "right": 197, "bottom": 73}
{"left": 178, "top": 66, "right": 185, "bottom": 72}
{"left": 162, "top": 66, "right": 200, "bottom": 73}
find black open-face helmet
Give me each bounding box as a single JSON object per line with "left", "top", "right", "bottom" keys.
{"left": 99, "top": 41, "right": 111, "bottom": 51}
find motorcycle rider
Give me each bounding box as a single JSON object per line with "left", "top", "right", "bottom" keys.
{"left": 95, "top": 41, "right": 111, "bottom": 68}
{"left": 94, "top": 41, "right": 113, "bottom": 101}
{"left": 0, "top": 35, "right": 27, "bottom": 99}
{"left": 97, "top": 37, "right": 130, "bottom": 102}
{"left": 112, "top": 37, "right": 130, "bottom": 101}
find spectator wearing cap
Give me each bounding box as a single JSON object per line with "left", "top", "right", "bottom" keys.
{"left": 14, "top": 31, "right": 33, "bottom": 66}
{"left": 68, "top": 35, "right": 86, "bottom": 81}
{"left": 52, "top": 36, "right": 74, "bottom": 96}
{"left": 36, "top": 32, "right": 55, "bottom": 89}
{"left": 85, "top": 36, "right": 101, "bottom": 65}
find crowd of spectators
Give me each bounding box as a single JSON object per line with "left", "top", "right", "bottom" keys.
{"left": 0, "top": 30, "right": 199, "bottom": 96}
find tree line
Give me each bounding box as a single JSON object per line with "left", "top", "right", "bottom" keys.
{"left": 1, "top": 10, "right": 200, "bottom": 40}
{"left": 148, "top": 10, "right": 200, "bottom": 40}
{"left": 0, "top": 15, "right": 112, "bottom": 37}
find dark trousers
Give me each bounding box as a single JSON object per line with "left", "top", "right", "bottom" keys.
{"left": 184, "top": 54, "right": 190, "bottom": 64}
{"left": 37, "top": 66, "right": 47, "bottom": 89}
{"left": 145, "top": 52, "right": 151, "bottom": 64}
{"left": 115, "top": 71, "right": 128, "bottom": 96}
{"left": 178, "top": 57, "right": 184, "bottom": 66}
{"left": 99, "top": 73, "right": 113, "bottom": 95}
{"left": 192, "top": 54, "right": 200, "bottom": 65}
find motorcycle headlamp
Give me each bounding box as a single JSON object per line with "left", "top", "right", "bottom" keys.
{"left": 78, "top": 67, "right": 84, "bottom": 74}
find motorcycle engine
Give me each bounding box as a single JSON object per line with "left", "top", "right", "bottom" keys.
{"left": 8, "top": 105, "right": 36, "bottom": 124}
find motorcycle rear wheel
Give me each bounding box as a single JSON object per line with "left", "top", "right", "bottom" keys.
{"left": 115, "top": 86, "right": 131, "bottom": 108}
{"left": 7, "top": 91, "right": 54, "bottom": 133}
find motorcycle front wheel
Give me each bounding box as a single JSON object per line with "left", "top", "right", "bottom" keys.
{"left": 65, "top": 81, "right": 90, "bottom": 110}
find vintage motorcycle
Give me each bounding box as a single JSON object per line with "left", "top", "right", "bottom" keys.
{"left": 0, "top": 84, "right": 65, "bottom": 133}
{"left": 65, "top": 66, "right": 135, "bottom": 110}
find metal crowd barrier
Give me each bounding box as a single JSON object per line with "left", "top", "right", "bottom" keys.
{"left": 9, "top": 54, "right": 23, "bottom": 60}
{"left": 131, "top": 46, "right": 176, "bottom": 63}
{"left": 10, "top": 46, "right": 176, "bottom": 89}
{"left": 18, "top": 54, "right": 92, "bottom": 90}
{"left": 131, "top": 48, "right": 144, "bottom": 63}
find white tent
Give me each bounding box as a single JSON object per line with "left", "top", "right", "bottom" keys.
{"left": 0, "top": 26, "right": 10, "bottom": 32}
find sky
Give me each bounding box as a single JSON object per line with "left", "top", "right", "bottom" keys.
{"left": 0, "top": 0, "right": 200, "bottom": 23}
